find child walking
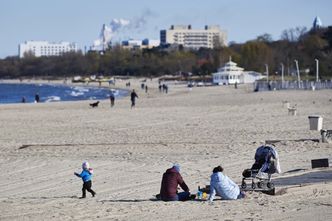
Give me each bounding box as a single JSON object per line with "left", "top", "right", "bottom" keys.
{"left": 74, "top": 161, "right": 96, "bottom": 198}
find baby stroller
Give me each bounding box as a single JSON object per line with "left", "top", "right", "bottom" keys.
{"left": 241, "top": 144, "right": 281, "bottom": 190}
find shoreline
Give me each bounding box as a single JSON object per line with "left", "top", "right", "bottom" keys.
{"left": 0, "top": 78, "right": 132, "bottom": 104}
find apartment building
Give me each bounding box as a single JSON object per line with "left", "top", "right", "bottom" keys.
{"left": 19, "top": 41, "right": 79, "bottom": 58}
{"left": 160, "top": 25, "right": 227, "bottom": 49}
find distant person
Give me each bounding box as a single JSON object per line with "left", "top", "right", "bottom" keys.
{"left": 110, "top": 92, "right": 115, "bottom": 107}
{"left": 74, "top": 161, "right": 96, "bottom": 199}
{"left": 208, "top": 166, "right": 245, "bottom": 202}
{"left": 159, "top": 164, "right": 190, "bottom": 201}
{"left": 234, "top": 82, "right": 238, "bottom": 89}
{"left": 130, "top": 89, "right": 138, "bottom": 108}
{"left": 254, "top": 84, "right": 259, "bottom": 92}
{"left": 145, "top": 85, "right": 148, "bottom": 93}
{"left": 35, "top": 93, "right": 40, "bottom": 103}
{"left": 21, "top": 96, "right": 26, "bottom": 103}
{"left": 158, "top": 84, "right": 162, "bottom": 92}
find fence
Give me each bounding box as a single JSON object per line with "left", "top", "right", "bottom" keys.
{"left": 253, "top": 80, "right": 332, "bottom": 92}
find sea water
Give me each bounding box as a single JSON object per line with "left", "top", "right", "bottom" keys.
{"left": 0, "top": 83, "right": 128, "bottom": 104}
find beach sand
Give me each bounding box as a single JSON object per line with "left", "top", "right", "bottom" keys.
{"left": 0, "top": 79, "right": 331, "bottom": 220}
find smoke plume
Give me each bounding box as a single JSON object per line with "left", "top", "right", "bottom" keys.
{"left": 92, "top": 8, "right": 156, "bottom": 48}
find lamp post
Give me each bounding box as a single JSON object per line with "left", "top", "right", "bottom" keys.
{"left": 280, "top": 63, "right": 284, "bottom": 85}
{"left": 315, "top": 59, "right": 319, "bottom": 82}
{"left": 265, "top": 64, "right": 269, "bottom": 82}
{"left": 294, "top": 60, "right": 301, "bottom": 88}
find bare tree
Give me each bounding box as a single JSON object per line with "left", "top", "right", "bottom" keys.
{"left": 281, "top": 26, "right": 307, "bottom": 42}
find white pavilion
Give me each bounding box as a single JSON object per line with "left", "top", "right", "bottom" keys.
{"left": 212, "top": 58, "right": 265, "bottom": 85}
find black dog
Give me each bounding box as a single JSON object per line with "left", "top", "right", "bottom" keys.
{"left": 89, "top": 101, "right": 100, "bottom": 108}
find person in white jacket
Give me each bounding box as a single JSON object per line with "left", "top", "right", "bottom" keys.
{"left": 208, "top": 166, "right": 245, "bottom": 202}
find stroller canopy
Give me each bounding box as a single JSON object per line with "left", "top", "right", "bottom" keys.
{"left": 253, "top": 145, "right": 281, "bottom": 174}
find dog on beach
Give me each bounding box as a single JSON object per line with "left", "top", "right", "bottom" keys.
{"left": 89, "top": 101, "right": 100, "bottom": 108}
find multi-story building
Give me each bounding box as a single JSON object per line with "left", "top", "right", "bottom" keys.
{"left": 160, "top": 25, "right": 227, "bottom": 49}
{"left": 19, "top": 41, "right": 79, "bottom": 58}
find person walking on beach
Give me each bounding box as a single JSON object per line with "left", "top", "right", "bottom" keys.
{"left": 34, "top": 93, "right": 40, "bottom": 103}
{"left": 208, "top": 165, "right": 245, "bottom": 202}
{"left": 130, "top": 89, "right": 138, "bottom": 108}
{"left": 110, "top": 91, "right": 115, "bottom": 107}
{"left": 159, "top": 164, "right": 191, "bottom": 201}
{"left": 74, "top": 161, "right": 96, "bottom": 199}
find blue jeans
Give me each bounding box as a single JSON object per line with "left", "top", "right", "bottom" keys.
{"left": 162, "top": 192, "right": 190, "bottom": 201}
{"left": 237, "top": 191, "right": 246, "bottom": 199}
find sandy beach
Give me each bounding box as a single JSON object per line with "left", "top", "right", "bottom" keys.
{"left": 0, "top": 79, "right": 331, "bottom": 220}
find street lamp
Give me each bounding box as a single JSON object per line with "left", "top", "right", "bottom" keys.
{"left": 315, "top": 59, "right": 319, "bottom": 82}
{"left": 294, "top": 60, "right": 301, "bottom": 88}
{"left": 280, "top": 63, "right": 284, "bottom": 84}
{"left": 265, "top": 64, "right": 269, "bottom": 82}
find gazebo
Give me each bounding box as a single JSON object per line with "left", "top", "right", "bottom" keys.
{"left": 213, "top": 58, "right": 264, "bottom": 85}
{"left": 213, "top": 58, "right": 244, "bottom": 85}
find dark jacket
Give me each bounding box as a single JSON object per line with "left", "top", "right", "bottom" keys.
{"left": 130, "top": 92, "right": 138, "bottom": 101}
{"left": 160, "top": 167, "right": 189, "bottom": 200}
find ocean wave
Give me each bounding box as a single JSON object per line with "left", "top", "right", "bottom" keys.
{"left": 70, "top": 91, "right": 85, "bottom": 97}
{"left": 72, "top": 86, "right": 89, "bottom": 92}
{"left": 110, "top": 89, "right": 119, "bottom": 96}
{"left": 45, "top": 96, "right": 61, "bottom": 102}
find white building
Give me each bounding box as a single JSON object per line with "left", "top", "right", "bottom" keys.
{"left": 19, "top": 41, "right": 79, "bottom": 58}
{"left": 213, "top": 58, "right": 265, "bottom": 85}
{"left": 121, "top": 38, "right": 160, "bottom": 50}
{"left": 160, "top": 25, "right": 227, "bottom": 49}
{"left": 142, "top": 39, "right": 160, "bottom": 48}
{"left": 121, "top": 39, "right": 142, "bottom": 49}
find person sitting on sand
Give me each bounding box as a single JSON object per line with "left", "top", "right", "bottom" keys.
{"left": 159, "top": 164, "right": 190, "bottom": 201}
{"left": 74, "top": 161, "right": 96, "bottom": 198}
{"left": 208, "top": 166, "right": 245, "bottom": 202}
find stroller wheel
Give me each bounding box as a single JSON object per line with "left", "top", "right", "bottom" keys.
{"left": 241, "top": 182, "right": 247, "bottom": 189}
{"left": 267, "top": 182, "right": 274, "bottom": 189}
{"left": 251, "top": 182, "right": 256, "bottom": 189}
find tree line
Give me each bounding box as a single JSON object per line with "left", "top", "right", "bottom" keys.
{"left": 1, "top": 26, "right": 332, "bottom": 80}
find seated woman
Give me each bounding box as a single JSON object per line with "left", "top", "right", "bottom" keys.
{"left": 208, "top": 166, "right": 245, "bottom": 202}
{"left": 159, "top": 164, "right": 190, "bottom": 201}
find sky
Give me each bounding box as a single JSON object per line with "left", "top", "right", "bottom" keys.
{"left": 1, "top": 0, "right": 332, "bottom": 58}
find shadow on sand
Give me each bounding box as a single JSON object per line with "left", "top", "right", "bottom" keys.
{"left": 99, "top": 199, "right": 159, "bottom": 203}
{"left": 20, "top": 195, "right": 79, "bottom": 200}
{"left": 273, "top": 169, "right": 332, "bottom": 186}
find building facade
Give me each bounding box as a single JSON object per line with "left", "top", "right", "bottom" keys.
{"left": 19, "top": 41, "right": 79, "bottom": 58}
{"left": 160, "top": 25, "right": 227, "bottom": 49}
{"left": 121, "top": 39, "right": 160, "bottom": 50}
